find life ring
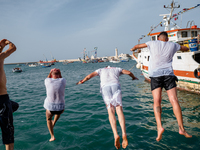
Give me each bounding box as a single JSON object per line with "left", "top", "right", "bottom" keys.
{"left": 194, "top": 68, "right": 200, "bottom": 78}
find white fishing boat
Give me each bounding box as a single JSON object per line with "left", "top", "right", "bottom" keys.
{"left": 132, "top": 1, "right": 200, "bottom": 94}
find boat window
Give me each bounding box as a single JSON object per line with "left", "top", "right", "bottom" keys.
{"left": 145, "top": 56, "right": 146, "bottom": 59}
{"left": 177, "top": 56, "right": 182, "bottom": 59}
{"left": 151, "top": 36, "right": 156, "bottom": 41}
{"left": 191, "top": 31, "right": 197, "bottom": 37}
{"left": 193, "top": 53, "right": 200, "bottom": 64}
{"left": 181, "top": 31, "right": 188, "bottom": 38}
{"left": 147, "top": 56, "right": 150, "bottom": 61}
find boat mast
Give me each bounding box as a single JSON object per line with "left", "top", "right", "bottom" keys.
{"left": 160, "top": 0, "right": 180, "bottom": 31}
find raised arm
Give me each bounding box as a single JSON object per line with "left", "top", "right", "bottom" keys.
{"left": 130, "top": 43, "right": 147, "bottom": 51}
{"left": 121, "top": 69, "right": 138, "bottom": 80}
{"left": 0, "top": 39, "right": 16, "bottom": 60}
{"left": 76, "top": 71, "right": 98, "bottom": 85}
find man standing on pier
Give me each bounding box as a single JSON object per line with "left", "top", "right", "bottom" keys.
{"left": 0, "top": 39, "right": 17, "bottom": 150}
{"left": 130, "top": 31, "right": 192, "bottom": 141}
{"left": 76, "top": 66, "right": 138, "bottom": 149}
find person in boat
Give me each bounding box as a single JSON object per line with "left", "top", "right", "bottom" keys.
{"left": 44, "top": 68, "right": 66, "bottom": 142}
{"left": 130, "top": 31, "right": 192, "bottom": 141}
{"left": 76, "top": 66, "right": 138, "bottom": 149}
{"left": 0, "top": 39, "right": 19, "bottom": 150}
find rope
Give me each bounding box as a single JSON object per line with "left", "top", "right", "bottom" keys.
{"left": 129, "top": 64, "right": 136, "bottom": 71}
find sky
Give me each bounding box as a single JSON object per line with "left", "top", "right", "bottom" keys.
{"left": 0, "top": 0, "right": 199, "bottom": 63}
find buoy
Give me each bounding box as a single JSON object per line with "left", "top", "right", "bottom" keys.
{"left": 136, "top": 63, "right": 141, "bottom": 69}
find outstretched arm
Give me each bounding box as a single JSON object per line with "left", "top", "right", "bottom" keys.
{"left": 76, "top": 71, "right": 98, "bottom": 85}
{"left": 130, "top": 43, "right": 147, "bottom": 51}
{"left": 0, "top": 39, "right": 16, "bottom": 60}
{"left": 180, "top": 46, "right": 189, "bottom": 52}
{"left": 121, "top": 69, "right": 138, "bottom": 80}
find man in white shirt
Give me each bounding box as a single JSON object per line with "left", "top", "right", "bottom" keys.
{"left": 130, "top": 31, "right": 192, "bottom": 141}
{"left": 76, "top": 66, "right": 138, "bottom": 149}
{"left": 44, "top": 68, "right": 66, "bottom": 142}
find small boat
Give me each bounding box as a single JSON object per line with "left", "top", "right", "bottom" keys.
{"left": 29, "top": 64, "right": 37, "bottom": 67}
{"left": 110, "top": 59, "right": 120, "bottom": 63}
{"left": 12, "top": 68, "right": 22, "bottom": 72}
{"left": 42, "top": 64, "right": 51, "bottom": 68}
{"left": 120, "top": 57, "right": 129, "bottom": 62}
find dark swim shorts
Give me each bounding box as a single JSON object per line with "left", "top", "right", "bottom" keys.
{"left": 0, "top": 94, "right": 15, "bottom": 144}
{"left": 50, "top": 110, "right": 64, "bottom": 115}
{"left": 150, "top": 75, "right": 178, "bottom": 91}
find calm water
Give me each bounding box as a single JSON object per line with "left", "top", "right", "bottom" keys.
{"left": 1, "top": 60, "right": 200, "bottom": 150}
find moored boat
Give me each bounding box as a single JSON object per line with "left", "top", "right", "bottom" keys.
{"left": 42, "top": 64, "right": 51, "bottom": 68}
{"left": 29, "top": 64, "right": 37, "bottom": 67}
{"left": 133, "top": 1, "right": 200, "bottom": 94}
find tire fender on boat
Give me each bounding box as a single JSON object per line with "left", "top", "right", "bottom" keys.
{"left": 194, "top": 68, "right": 200, "bottom": 78}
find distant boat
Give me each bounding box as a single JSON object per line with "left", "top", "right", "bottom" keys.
{"left": 42, "top": 64, "right": 51, "bottom": 68}
{"left": 112, "top": 60, "right": 120, "bottom": 63}
{"left": 120, "top": 57, "right": 129, "bottom": 62}
{"left": 39, "top": 58, "right": 57, "bottom": 64}
{"left": 29, "top": 64, "right": 37, "bottom": 67}
{"left": 110, "top": 58, "right": 120, "bottom": 63}
{"left": 12, "top": 68, "right": 22, "bottom": 72}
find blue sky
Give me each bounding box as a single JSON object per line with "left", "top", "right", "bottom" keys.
{"left": 0, "top": 0, "right": 199, "bottom": 63}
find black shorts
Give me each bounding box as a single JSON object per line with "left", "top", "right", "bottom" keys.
{"left": 150, "top": 75, "right": 178, "bottom": 91}
{"left": 0, "top": 94, "right": 14, "bottom": 144}
{"left": 50, "top": 110, "right": 64, "bottom": 115}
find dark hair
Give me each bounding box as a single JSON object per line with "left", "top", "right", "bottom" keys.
{"left": 158, "top": 31, "right": 168, "bottom": 38}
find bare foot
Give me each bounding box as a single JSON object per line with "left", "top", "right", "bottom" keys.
{"left": 156, "top": 127, "right": 165, "bottom": 142}
{"left": 114, "top": 136, "right": 120, "bottom": 149}
{"left": 179, "top": 130, "right": 192, "bottom": 138}
{"left": 122, "top": 135, "right": 128, "bottom": 149}
{"left": 49, "top": 137, "right": 56, "bottom": 142}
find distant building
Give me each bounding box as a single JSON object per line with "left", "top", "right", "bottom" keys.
{"left": 115, "top": 47, "right": 118, "bottom": 59}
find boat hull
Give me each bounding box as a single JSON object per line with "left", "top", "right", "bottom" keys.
{"left": 138, "top": 52, "right": 200, "bottom": 94}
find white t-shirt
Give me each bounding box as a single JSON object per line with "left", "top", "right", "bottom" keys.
{"left": 95, "top": 66, "right": 122, "bottom": 88}
{"left": 146, "top": 40, "right": 180, "bottom": 77}
{"left": 43, "top": 78, "right": 66, "bottom": 111}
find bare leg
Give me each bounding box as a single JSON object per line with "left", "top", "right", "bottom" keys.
{"left": 52, "top": 110, "right": 64, "bottom": 127}
{"left": 5, "top": 143, "right": 14, "bottom": 150}
{"left": 46, "top": 110, "right": 56, "bottom": 142}
{"left": 116, "top": 106, "right": 128, "bottom": 149}
{"left": 167, "top": 87, "right": 192, "bottom": 138}
{"left": 107, "top": 105, "right": 120, "bottom": 149}
{"left": 152, "top": 88, "right": 165, "bottom": 142}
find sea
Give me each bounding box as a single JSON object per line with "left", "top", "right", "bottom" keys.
{"left": 1, "top": 60, "right": 200, "bottom": 150}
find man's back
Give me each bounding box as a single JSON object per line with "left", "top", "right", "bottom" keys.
{"left": 96, "top": 66, "right": 122, "bottom": 87}
{"left": 146, "top": 40, "right": 180, "bottom": 77}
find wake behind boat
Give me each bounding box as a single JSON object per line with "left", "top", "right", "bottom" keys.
{"left": 132, "top": 0, "right": 200, "bottom": 94}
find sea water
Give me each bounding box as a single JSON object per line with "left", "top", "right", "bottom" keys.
{"left": 1, "top": 60, "right": 200, "bottom": 150}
